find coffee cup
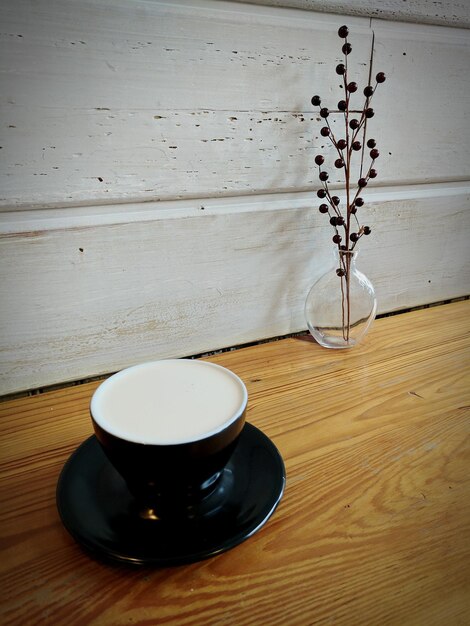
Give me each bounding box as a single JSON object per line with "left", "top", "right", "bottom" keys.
{"left": 90, "top": 359, "right": 247, "bottom": 521}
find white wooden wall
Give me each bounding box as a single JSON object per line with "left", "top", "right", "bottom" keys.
{"left": 1, "top": 0, "right": 469, "bottom": 394}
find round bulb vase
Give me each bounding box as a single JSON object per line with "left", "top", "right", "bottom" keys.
{"left": 305, "top": 249, "right": 377, "bottom": 349}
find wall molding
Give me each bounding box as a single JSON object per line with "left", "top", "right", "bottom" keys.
{"left": 1, "top": 181, "right": 469, "bottom": 233}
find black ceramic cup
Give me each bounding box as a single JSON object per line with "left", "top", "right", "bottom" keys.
{"left": 90, "top": 359, "right": 247, "bottom": 521}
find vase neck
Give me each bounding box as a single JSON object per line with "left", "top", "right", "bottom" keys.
{"left": 334, "top": 248, "right": 359, "bottom": 264}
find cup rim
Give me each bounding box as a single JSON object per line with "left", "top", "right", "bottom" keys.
{"left": 90, "top": 359, "right": 248, "bottom": 446}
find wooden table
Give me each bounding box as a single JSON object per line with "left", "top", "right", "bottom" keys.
{"left": 1, "top": 301, "right": 469, "bottom": 625}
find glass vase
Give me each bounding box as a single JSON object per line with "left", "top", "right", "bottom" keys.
{"left": 305, "top": 249, "right": 377, "bottom": 349}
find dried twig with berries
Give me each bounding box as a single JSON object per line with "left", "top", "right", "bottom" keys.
{"left": 310, "top": 24, "right": 386, "bottom": 340}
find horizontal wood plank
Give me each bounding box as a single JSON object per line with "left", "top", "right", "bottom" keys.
{"left": 226, "top": 0, "right": 470, "bottom": 29}
{"left": 0, "top": 301, "right": 469, "bottom": 624}
{"left": 1, "top": 0, "right": 469, "bottom": 208}
{"left": 0, "top": 183, "right": 469, "bottom": 394}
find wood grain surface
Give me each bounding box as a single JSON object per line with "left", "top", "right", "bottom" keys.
{"left": 1, "top": 301, "right": 469, "bottom": 625}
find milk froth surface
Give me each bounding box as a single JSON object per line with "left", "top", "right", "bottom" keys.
{"left": 91, "top": 359, "right": 246, "bottom": 444}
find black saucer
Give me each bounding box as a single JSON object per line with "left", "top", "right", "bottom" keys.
{"left": 56, "top": 423, "right": 285, "bottom": 566}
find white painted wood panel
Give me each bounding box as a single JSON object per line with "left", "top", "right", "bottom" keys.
{"left": 226, "top": 0, "right": 470, "bottom": 29}
{"left": 1, "top": 183, "right": 469, "bottom": 395}
{"left": 1, "top": 0, "right": 469, "bottom": 393}
{"left": 1, "top": 0, "right": 469, "bottom": 209}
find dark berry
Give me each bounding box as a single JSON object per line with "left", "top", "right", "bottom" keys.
{"left": 332, "top": 234, "right": 342, "bottom": 244}
{"left": 317, "top": 189, "right": 327, "bottom": 198}
{"left": 350, "top": 233, "right": 359, "bottom": 242}
{"left": 319, "top": 204, "right": 329, "bottom": 213}
{"left": 376, "top": 72, "right": 386, "bottom": 83}
{"left": 320, "top": 107, "right": 329, "bottom": 118}
{"left": 342, "top": 43, "right": 352, "bottom": 55}
{"left": 315, "top": 155, "right": 324, "bottom": 166}
{"left": 355, "top": 197, "right": 364, "bottom": 206}
{"left": 349, "top": 118, "right": 359, "bottom": 129}
{"left": 338, "top": 100, "right": 347, "bottom": 111}
{"left": 369, "top": 168, "right": 377, "bottom": 178}
{"left": 367, "top": 138, "right": 376, "bottom": 148}
{"left": 347, "top": 82, "right": 357, "bottom": 93}
{"left": 332, "top": 196, "right": 340, "bottom": 205}
{"left": 311, "top": 95, "right": 321, "bottom": 106}
{"left": 363, "top": 226, "right": 371, "bottom": 235}
{"left": 370, "top": 148, "right": 379, "bottom": 159}
{"left": 319, "top": 171, "right": 329, "bottom": 181}
{"left": 336, "top": 216, "right": 345, "bottom": 226}
{"left": 320, "top": 126, "right": 330, "bottom": 137}
{"left": 350, "top": 205, "right": 357, "bottom": 214}
{"left": 338, "top": 25, "right": 349, "bottom": 38}
{"left": 336, "top": 268, "right": 346, "bottom": 277}
{"left": 337, "top": 139, "right": 347, "bottom": 150}
{"left": 363, "top": 85, "right": 374, "bottom": 97}
{"left": 330, "top": 216, "right": 338, "bottom": 226}
{"left": 358, "top": 178, "right": 367, "bottom": 187}
{"left": 365, "top": 107, "right": 375, "bottom": 118}
{"left": 336, "top": 63, "right": 346, "bottom": 75}
{"left": 335, "top": 158, "right": 344, "bottom": 169}
{"left": 352, "top": 141, "right": 361, "bottom": 151}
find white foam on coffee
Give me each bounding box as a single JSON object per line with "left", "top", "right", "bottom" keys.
{"left": 91, "top": 359, "right": 247, "bottom": 445}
